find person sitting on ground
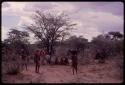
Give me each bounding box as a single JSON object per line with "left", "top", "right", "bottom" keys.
{"left": 64, "top": 57, "right": 69, "bottom": 65}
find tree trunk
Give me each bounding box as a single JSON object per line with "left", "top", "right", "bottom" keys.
{"left": 48, "top": 41, "right": 55, "bottom": 65}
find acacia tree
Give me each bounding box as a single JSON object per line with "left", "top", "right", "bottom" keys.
{"left": 2, "top": 28, "right": 30, "bottom": 74}
{"left": 108, "top": 31, "right": 123, "bottom": 40}
{"left": 4, "top": 28, "right": 30, "bottom": 60}
{"left": 25, "top": 10, "right": 76, "bottom": 64}
{"left": 108, "top": 31, "right": 123, "bottom": 55}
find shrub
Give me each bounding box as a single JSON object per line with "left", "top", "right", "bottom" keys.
{"left": 6, "top": 62, "right": 21, "bottom": 75}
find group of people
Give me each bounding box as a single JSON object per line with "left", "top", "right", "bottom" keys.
{"left": 55, "top": 57, "right": 69, "bottom": 65}
{"left": 34, "top": 49, "right": 47, "bottom": 73}
{"left": 20, "top": 48, "right": 106, "bottom": 75}
{"left": 21, "top": 48, "right": 79, "bottom": 75}
{"left": 20, "top": 49, "right": 47, "bottom": 73}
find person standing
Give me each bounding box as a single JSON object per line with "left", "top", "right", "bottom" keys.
{"left": 21, "top": 49, "right": 28, "bottom": 70}
{"left": 68, "top": 49, "right": 78, "bottom": 75}
{"left": 34, "top": 49, "right": 41, "bottom": 73}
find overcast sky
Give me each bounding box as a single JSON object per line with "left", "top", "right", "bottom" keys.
{"left": 2, "top": 2, "right": 124, "bottom": 43}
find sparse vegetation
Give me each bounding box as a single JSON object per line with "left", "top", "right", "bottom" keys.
{"left": 6, "top": 62, "right": 21, "bottom": 75}
{"left": 2, "top": 10, "right": 123, "bottom": 83}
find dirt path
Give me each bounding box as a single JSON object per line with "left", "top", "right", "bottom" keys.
{"left": 2, "top": 62, "right": 123, "bottom": 83}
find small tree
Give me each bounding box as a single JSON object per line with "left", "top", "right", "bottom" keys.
{"left": 2, "top": 28, "right": 30, "bottom": 74}
{"left": 7, "top": 28, "right": 29, "bottom": 55}
{"left": 3, "top": 29, "right": 29, "bottom": 60}
{"left": 108, "top": 31, "right": 123, "bottom": 55}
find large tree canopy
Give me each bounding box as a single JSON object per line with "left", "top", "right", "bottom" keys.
{"left": 24, "top": 10, "right": 76, "bottom": 63}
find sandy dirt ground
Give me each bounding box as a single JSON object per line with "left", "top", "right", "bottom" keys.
{"left": 2, "top": 60, "right": 123, "bottom": 83}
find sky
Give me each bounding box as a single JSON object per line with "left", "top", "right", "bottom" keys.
{"left": 2, "top": 2, "right": 124, "bottom": 43}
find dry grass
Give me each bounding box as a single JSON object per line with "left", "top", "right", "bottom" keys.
{"left": 2, "top": 57, "right": 123, "bottom": 83}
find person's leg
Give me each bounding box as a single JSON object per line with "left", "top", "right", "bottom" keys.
{"left": 22, "top": 63, "right": 23, "bottom": 69}
{"left": 24, "top": 61, "right": 27, "bottom": 70}
{"left": 25, "top": 63, "right": 27, "bottom": 70}
{"left": 26, "top": 59, "right": 28, "bottom": 70}
{"left": 38, "top": 65, "right": 40, "bottom": 73}
{"left": 75, "top": 65, "right": 77, "bottom": 74}
{"left": 37, "top": 65, "right": 39, "bottom": 73}
{"left": 22, "top": 61, "right": 24, "bottom": 70}
{"left": 72, "top": 66, "right": 74, "bottom": 75}
{"left": 35, "top": 63, "right": 37, "bottom": 73}
{"left": 73, "top": 68, "right": 75, "bottom": 75}
{"left": 23, "top": 63, "right": 25, "bottom": 70}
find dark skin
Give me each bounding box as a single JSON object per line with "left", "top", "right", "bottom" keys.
{"left": 21, "top": 49, "right": 28, "bottom": 70}
{"left": 71, "top": 55, "right": 78, "bottom": 75}
{"left": 68, "top": 49, "right": 78, "bottom": 75}
{"left": 35, "top": 62, "right": 40, "bottom": 73}
{"left": 34, "top": 50, "right": 41, "bottom": 73}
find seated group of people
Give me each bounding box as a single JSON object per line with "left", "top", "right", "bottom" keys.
{"left": 55, "top": 57, "right": 69, "bottom": 65}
